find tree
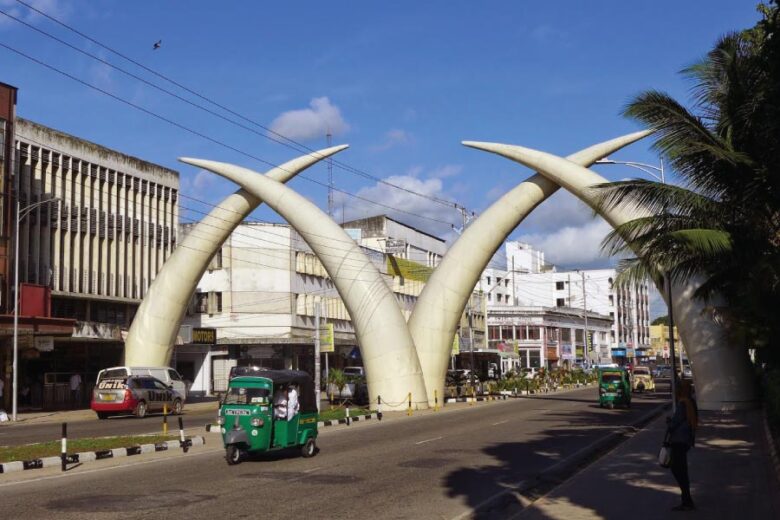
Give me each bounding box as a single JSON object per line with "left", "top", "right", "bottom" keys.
{"left": 598, "top": 2, "right": 780, "bottom": 360}
{"left": 651, "top": 316, "right": 670, "bottom": 326}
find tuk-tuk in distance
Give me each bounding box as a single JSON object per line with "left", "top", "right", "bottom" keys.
{"left": 597, "top": 367, "right": 631, "bottom": 409}
{"left": 217, "top": 370, "right": 319, "bottom": 465}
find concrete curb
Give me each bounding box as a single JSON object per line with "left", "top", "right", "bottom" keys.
{"left": 0, "top": 436, "right": 205, "bottom": 474}
{"left": 762, "top": 407, "right": 780, "bottom": 483}
{"left": 459, "top": 402, "right": 671, "bottom": 519}
{"left": 445, "top": 395, "right": 508, "bottom": 403}
{"left": 205, "top": 413, "right": 380, "bottom": 433}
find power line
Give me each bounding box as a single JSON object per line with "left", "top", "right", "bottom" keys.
{"left": 7, "top": 0, "right": 464, "bottom": 212}
{"left": 0, "top": 40, "right": 457, "bottom": 228}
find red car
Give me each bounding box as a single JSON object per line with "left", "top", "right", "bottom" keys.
{"left": 91, "top": 375, "right": 184, "bottom": 419}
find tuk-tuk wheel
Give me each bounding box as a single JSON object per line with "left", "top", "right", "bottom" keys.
{"left": 607, "top": 402, "right": 614, "bottom": 410}
{"left": 226, "top": 445, "right": 245, "bottom": 465}
{"left": 301, "top": 438, "right": 317, "bottom": 458}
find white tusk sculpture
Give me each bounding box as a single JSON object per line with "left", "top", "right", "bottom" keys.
{"left": 462, "top": 141, "right": 757, "bottom": 411}
{"left": 178, "top": 157, "right": 429, "bottom": 411}
{"left": 409, "top": 131, "right": 652, "bottom": 406}
{"left": 124, "top": 145, "right": 349, "bottom": 366}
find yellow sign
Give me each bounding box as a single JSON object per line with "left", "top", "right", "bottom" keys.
{"left": 192, "top": 328, "right": 216, "bottom": 344}
{"left": 452, "top": 334, "right": 459, "bottom": 355}
{"left": 320, "top": 323, "right": 335, "bottom": 353}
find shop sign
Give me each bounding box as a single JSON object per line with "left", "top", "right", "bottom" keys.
{"left": 191, "top": 327, "right": 217, "bottom": 344}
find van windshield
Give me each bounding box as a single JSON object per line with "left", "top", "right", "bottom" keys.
{"left": 223, "top": 386, "right": 270, "bottom": 405}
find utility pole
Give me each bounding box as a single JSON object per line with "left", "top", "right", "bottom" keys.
{"left": 512, "top": 256, "right": 516, "bottom": 305}
{"left": 581, "top": 271, "right": 589, "bottom": 368}
{"left": 314, "top": 301, "right": 321, "bottom": 411}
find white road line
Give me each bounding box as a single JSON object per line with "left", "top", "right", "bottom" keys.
{"left": 0, "top": 447, "right": 223, "bottom": 489}
{"left": 415, "top": 436, "right": 442, "bottom": 445}
{"left": 491, "top": 420, "right": 508, "bottom": 426}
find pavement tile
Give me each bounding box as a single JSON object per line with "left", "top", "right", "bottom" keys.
{"left": 515, "top": 409, "right": 780, "bottom": 520}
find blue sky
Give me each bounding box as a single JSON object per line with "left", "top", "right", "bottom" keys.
{"left": 0, "top": 0, "right": 763, "bottom": 314}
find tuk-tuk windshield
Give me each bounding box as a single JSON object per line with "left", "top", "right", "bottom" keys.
{"left": 601, "top": 373, "right": 623, "bottom": 383}
{"left": 223, "top": 386, "right": 270, "bottom": 405}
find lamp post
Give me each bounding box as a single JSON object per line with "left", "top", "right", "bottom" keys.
{"left": 12, "top": 195, "right": 60, "bottom": 421}
{"left": 595, "top": 158, "right": 678, "bottom": 411}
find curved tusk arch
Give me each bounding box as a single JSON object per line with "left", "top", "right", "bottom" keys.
{"left": 179, "top": 157, "right": 428, "bottom": 411}
{"left": 461, "top": 141, "right": 757, "bottom": 411}
{"left": 409, "top": 131, "right": 652, "bottom": 406}
{"left": 124, "top": 145, "right": 348, "bottom": 367}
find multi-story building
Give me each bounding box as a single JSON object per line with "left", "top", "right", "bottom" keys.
{"left": 0, "top": 81, "right": 179, "bottom": 410}
{"left": 486, "top": 305, "right": 613, "bottom": 371}
{"left": 649, "top": 324, "right": 685, "bottom": 362}
{"left": 482, "top": 242, "right": 651, "bottom": 365}
{"left": 182, "top": 215, "right": 449, "bottom": 394}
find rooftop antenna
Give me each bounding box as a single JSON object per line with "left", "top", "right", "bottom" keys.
{"left": 327, "top": 129, "right": 334, "bottom": 218}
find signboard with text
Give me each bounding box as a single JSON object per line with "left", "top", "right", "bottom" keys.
{"left": 320, "top": 324, "right": 335, "bottom": 353}
{"left": 191, "top": 327, "right": 216, "bottom": 344}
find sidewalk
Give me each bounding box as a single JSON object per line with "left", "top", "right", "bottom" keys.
{"left": 515, "top": 409, "right": 780, "bottom": 519}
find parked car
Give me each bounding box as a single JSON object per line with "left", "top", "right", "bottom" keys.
{"left": 682, "top": 366, "right": 693, "bottom": 378}
{"left": 97, "top": 366, "right": 187, "bottom": 401}
{"left": 91, "top": 375, "right": 185, "bottom": 419}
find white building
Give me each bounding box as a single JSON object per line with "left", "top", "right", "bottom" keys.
{"left": 481, "top": 242, "right": 651, "bottom": 364}
{"left": 182, "top": 215, "right": 448, "bottom": 394}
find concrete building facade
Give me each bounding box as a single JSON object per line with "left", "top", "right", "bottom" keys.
{"left": 182, "top": 215, "right": 450, "bottom": 395}
{"left": 0, "top": 81, "right": 180, "bottom": 410}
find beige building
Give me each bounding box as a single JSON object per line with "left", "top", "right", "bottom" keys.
{"left": 2, "top": 114, "right": 179, "bottom": 409}
{"left": 649, "top": 324, "right": 684, "bottom": 361}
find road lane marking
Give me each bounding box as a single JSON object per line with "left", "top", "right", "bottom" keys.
{"left": 415, "top": 436, "right": 442, "bottom": 445}
{"left": 491, "top": 420, "right": 508, "bottom": 426}
{"left": 0, "top": 447, "right": 224, "bottom": 489}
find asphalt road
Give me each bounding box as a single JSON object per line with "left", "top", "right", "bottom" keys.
{"left": 0, "top": 406, "right": 220, "bottom": 446}
{"left": 0, "top": 386, "right": 669, "bottom": 519}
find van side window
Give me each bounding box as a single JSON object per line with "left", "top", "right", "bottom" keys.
{"left": 168, "top": 369, "right": 182, "bottom": 381}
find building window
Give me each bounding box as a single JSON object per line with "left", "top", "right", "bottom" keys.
{"left": 487, "top": 293, "right": 492, "bottom": 302}
{"left": 195, "top": 292, "right": 209, "bottom": 313}
{"left": 486, "top": 276, "right": 491, "bottom": 285}
{"left": 555, "top": 281, "right": 565, "bottom": 290}
{"left": 504, "top": 279, "right": 509, "bottom": 287}
{"left": 556, "top": 298, "right": 565, "bottom": 307}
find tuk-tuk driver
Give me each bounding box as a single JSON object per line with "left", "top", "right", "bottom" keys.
{"left": 273, "top": 385, "right": 288, "bottom": 419}
{"left": 287, "top": 384, "right": 300, "bottom": 420}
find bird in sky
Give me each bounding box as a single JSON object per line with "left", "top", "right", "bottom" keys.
{"left": 153, "top": 40, "right": 162, "bottom": 50}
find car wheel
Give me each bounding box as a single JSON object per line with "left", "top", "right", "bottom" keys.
{"left": 301, "top": 437, "right": 317, "bottom": 458}
{"left": 135, "top": 400, "right": 148, "bottom": 418}
{"left": 96, "top": 412, "right": 108, "bottom": 420}
{"left": 226, "top": 445, "right": 244, "bottom": 465}
{"left": 172, "top": 399, "right": 183, "bottom": 415}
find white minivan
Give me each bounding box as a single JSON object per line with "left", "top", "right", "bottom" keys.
{"left": 96, "top": 366, "right": 187, "bottom": 401}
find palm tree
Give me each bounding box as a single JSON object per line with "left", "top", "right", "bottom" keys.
{"left": 597, "top": 2, "right": 780, "bottom": 359}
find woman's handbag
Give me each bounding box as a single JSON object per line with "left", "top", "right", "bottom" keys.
{"left": 658, "top": 428, "right": 672, "bottom": 468}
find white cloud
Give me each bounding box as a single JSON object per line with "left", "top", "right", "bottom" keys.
{"left": 370, "top": 129, "right": 411, "bottom": 152}
{"left": 0, "top": 0, "right": 68, "bottom": 28}
{"left": 520, "top": 190, "right": 594, "bottom": 233}
{"left": 516, "top": 218, "right": 613, "bottom": 268}
{"left": 269, "top": 97, "right": 349, "bottom": 142}
{"left": 334, "top": 171, "right": 460, "bottom": 239}
{"left": 648, "top": 286, "right": 667, "bottom": 320}
{"left": 429, "top": 164, "right": 462, "bottom": 179}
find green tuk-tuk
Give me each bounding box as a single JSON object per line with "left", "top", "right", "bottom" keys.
{"left": 218, "top": 370, "right": 319, "bottom": 465}
{"left": 597, "top": 367, "right": 631, "bottom": 409}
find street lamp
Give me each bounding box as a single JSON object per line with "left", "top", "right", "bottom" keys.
{"left": 595, "top": 158, "right": 679, "bottom": 411}
{"left": 12, "top": 195, "right": 60, "bottom": 421}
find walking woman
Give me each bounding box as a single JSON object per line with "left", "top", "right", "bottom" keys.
{"left": 667, "top": 379, "right": 698, "bottom": 511}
